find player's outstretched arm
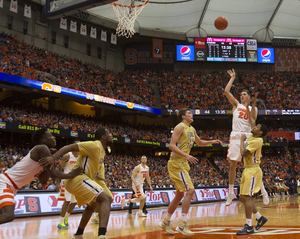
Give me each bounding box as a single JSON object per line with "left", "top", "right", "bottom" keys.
{"left": 31, "top": 145, "right": 52, "bottom": 184}
{"left": 39, "top": 143, "right": 79, "bottom": 167}
{"left": 169, "top": 124, "right": 198, "bottom": 164}
{"left": 46, "top": 166, "right": 83, "bottom": 179}
{"left": 246, "top": 92, "right": 258, "bottom": 128}
{"left": 34, "top": 145, "right": 81, "bottom": 183}
{"left": 57, "top": 153, "right": 70, "bottom": 171}
{"left": 240, "top": 134, "right": 250, "bottom": 157}
{"left": 94, "top": 172, "right": 105, "bottom": 181}
{"left": 250, "top": 92, "right": 258, "bottom": 124}
{"left": 224, "top": 69, "right": 239, "bottom": 107}
{"left": 194, "top": 130, "right": 223, "bottom": 147}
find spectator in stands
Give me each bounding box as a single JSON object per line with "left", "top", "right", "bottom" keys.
{"left": 30, "top": 181, "right": 38, "bottom": 190}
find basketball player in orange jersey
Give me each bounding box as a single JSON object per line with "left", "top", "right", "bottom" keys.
{"left": 121, "top": 155, "right": 152, "bottom": 217}
{"left": 56, "top": 140, "right": 80, "bottom": 229}
{"left": 225, "top": 69, "right": 269, "bottom": 206}
{"left": 0, "top": 128, "right": 81, "bottom": 224}
{"left": 159, "top": 108, "right": 222, "bottom": 236}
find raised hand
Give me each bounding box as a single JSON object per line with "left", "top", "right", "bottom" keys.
{"left": 245, "top": 97, "right": 251, "bottom": 109}
{"left": 252, "top": 92, "right": 259, "bottom": 106}
{"left": 227, "top": 68, "right": 236, "bottom": 79}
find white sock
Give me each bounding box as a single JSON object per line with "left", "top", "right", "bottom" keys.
{"left": 139, "top": 209, "right": 143, "bottom": 214}
{"left": 254, "top": 212, "right": 262, "bottom": 220}
{"left": 261, "top": 182, "right": 267, "bottom": 195}
{"left": 65, "top": 212, "right": 70, "bottom": 218}
{"left": 166, "top": 213, "right": 172, "bottom": 220}
{"left": 60, "top": 216, "right": 64, "bottom": 223}
{"left": 246, "top": 218, "right": 252, "bottom": 226}
{"left": 181, "top": 213, "right": 187, "bottom": 222}
{"left": 229, "top": 184, "right": 234, "bottom": 194}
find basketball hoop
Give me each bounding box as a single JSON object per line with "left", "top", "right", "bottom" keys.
{"left": 111, "top": 0, "right": 149, "bottom": 38}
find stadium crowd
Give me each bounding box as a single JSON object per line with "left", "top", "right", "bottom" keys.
{"left": 1, "top": 32, "right": 300, "bottom": 110}
{"left": 0, "top": 103, "right": 296, "bottom": 144}
{"left": 0, "top": 103, "right": 170, "bottom": 142}
{"left": 0, "top": 144, "right": 298, "bottom": 197}
{"left": 158, "top": 70, "right": 300, "bottom": 110}
{"left": 0, "top": 32, "right": 156, "bottom": 107}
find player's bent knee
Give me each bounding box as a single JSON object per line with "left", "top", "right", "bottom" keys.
{"left": 108, "top": 194, "right": 113, "bottom": 204}
{"left": 97, "top": 191, "right": 112, "bottom": 204}
{"left": 187, "top": 188, "right": 195, "bottom": 196}
{"left": 239, "top": 195, "right": 245, "bottom": 203}
{"left": 175, "top": 191, "right": 184, "bottom": 199}
{"left": 139, "top": 195, "right": 146, "bottom": 201}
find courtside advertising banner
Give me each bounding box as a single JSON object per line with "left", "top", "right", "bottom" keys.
{"left": 14, "top": 193, "right": 84, "bottom": 216}
{"left": 14, "top": 187, "right": 237, "bottom": 217}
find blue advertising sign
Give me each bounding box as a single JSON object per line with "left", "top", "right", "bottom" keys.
{"left": 176, "top": 45, "right": 195, "bottom": 61}
{"left": 257, "top": 47, "right": 275, "bottom": 63}
{"left": 0, "top": 73, "right": 161, "bottom": 115}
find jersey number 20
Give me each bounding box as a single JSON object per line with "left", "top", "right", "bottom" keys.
{"left": 238, "top": 112, "right": 248, "bottom": 120}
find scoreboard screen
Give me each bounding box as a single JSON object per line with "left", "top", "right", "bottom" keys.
{"left": 206, "top": 38, "right": 246, "bottom": 62}
{"left": 176, "top": 38, "right": 274, "bottom": 63}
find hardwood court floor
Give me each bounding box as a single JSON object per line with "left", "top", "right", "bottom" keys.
{"left": 1, "top": 196, "right": 299, "bottom": 239}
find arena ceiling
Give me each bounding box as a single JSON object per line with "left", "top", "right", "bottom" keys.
{"left": 85, "top": 0, "right": 300, "bottom": 42}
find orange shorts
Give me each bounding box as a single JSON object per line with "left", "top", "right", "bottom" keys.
{"left": 0, "top": 174, "right": 17, "bottom": 209}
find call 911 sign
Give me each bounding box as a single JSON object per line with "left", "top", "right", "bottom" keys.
{"left": 176, "top": 45, "right": 195, "bottom": 61}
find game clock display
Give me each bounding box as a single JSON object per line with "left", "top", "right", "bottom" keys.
{"left": 176, "top": 38, "right": 274, "bottom": 63}
{"left": 206, "top": 38, "right": 246, "bottom": 62}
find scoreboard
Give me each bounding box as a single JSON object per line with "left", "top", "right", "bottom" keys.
{"left": 206, "top": 38, "right": 246, "bottom": 62}
{"left": 177, "top": 38, "right": 274, "bottom": 63}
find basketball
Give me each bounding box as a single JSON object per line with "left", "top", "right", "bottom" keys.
{"left": 214, "top": 16, "right": 228, "bottom": 30}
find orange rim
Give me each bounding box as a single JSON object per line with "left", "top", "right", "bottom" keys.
{"left": 111, "top": 0, "right": 149, "bottom": 8}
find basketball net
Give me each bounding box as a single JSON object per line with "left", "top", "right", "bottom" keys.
{"left": 111, "top": 0, "right": 149, "bottom": 38}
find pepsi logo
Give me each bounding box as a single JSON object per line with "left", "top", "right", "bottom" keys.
{"left": 261, "top": 49, "right": 271, "bottom": 58}
{"left": 180, "top": 46, "right": 191, "bottom": 56}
